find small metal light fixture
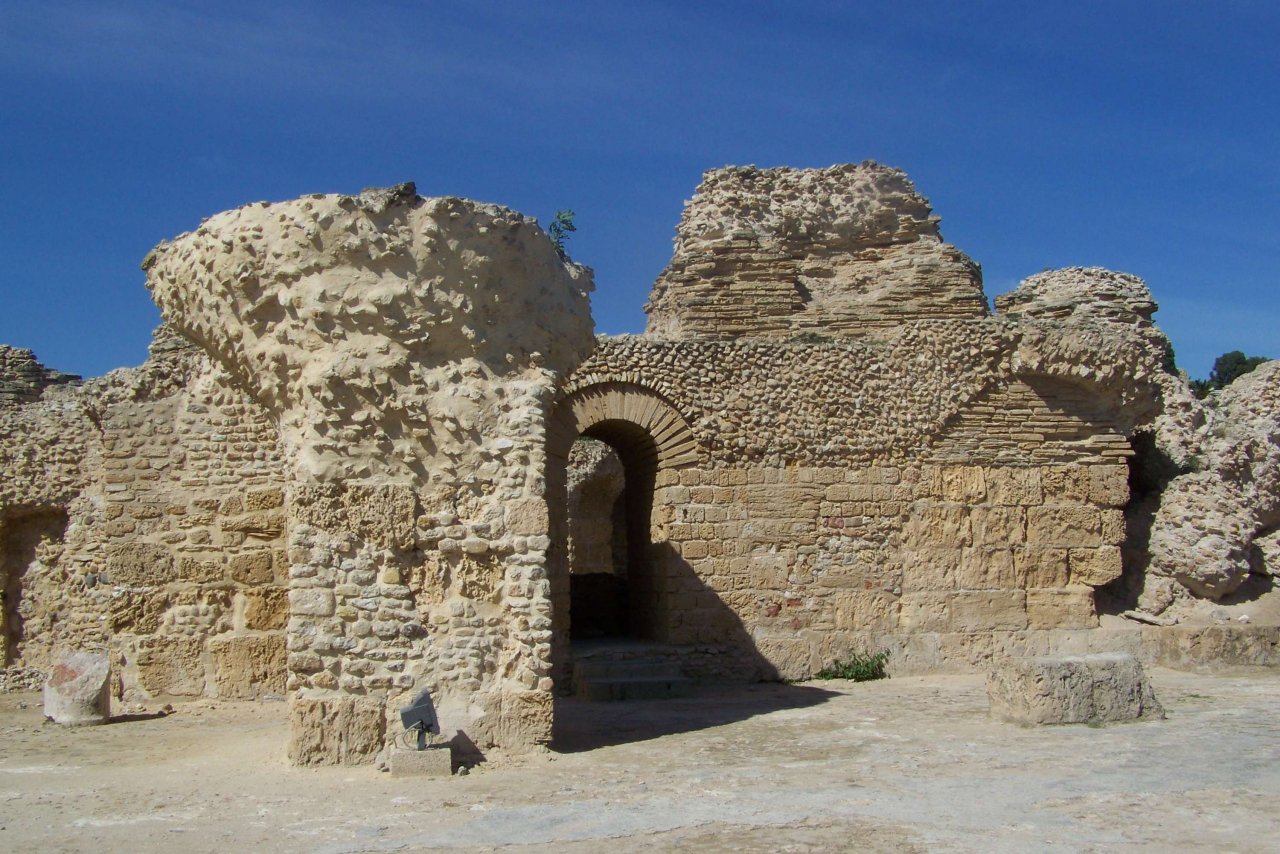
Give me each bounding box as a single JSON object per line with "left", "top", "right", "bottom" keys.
{"left": 399, "top": 688, "right": 441, "bottom": 751}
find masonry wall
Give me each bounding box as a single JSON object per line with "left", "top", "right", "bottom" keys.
{"left": 556, "top": 330, "right": 1139, "bottom": 680}
{"left": 6, "top": 166, "right": 1271, "bottom": 773}
{"left": 0, "top": 336, "right": 289, "bottom": 700}
{"left": 143, "top": 187, "right": 597, "bottom": 764}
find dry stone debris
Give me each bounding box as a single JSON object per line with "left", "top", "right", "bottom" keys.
{"left": 1148, "top": 361, "right": 1280, "bottom": 598}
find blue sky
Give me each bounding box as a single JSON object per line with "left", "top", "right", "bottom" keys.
{"left": 2, "top": 1, "right": 1276, "bottom": 379}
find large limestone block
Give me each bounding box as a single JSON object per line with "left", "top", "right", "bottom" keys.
{"left": 106, "top": 542, "right": 174, "bottom": 586}
{"left": 135, "top": 636, "right": 207, "bottom": 697}
{"left": 986, "top": 653, "right": 1164, "bottom": 725}
{"left": 956, "top": 546, "right": 1018, "bottom": 590}
{"left": 754, "top": 637, "right": 812, "bottom": 681}
{"left": 1141, "top": 624, "right": 1280, "bottom": 669}
{"left": 898, "top": 592, "right": 952, "bottom": 633}
{"left": 1016, "top": 547, "right": 1069, "bottom": 588}
{"left": 491, "top": 691, "right": 555, "bottom": 749}
{"left": 903, "top": 504, "right": 971, "bottom": 549}
{"left": 1026, "top": 586, "right": 1097, "bottom": 630}
{"left": 951, "top": 591, "right": 1027, "bottom": 632}
{"left": 244, "top": 586, "right": 288, "bottom": 631}
{"left": 390, "top": 745, "right": 453, "bottom": 777}
{"left": 210, "top": 635, "right": 286, "bottom": 699}
{"left": 288, "top": 694, "right": 386, "bottom": 766}
{"left": 43, "top": 650, "right": 110, "bottom": 726}
{"left": 831, "top": 590, "right": 899, "bottom": 633}
{"left": 1026, "top": 506, "right": 1100, "bottom": 548}
{"left": 969, "top": 506, "right": 1024, "bottom": 546}
{"left": 1088, "top": 465, "right": 1131, "bottom": 507}
{"left": 941, "top": 467, "right": 987, "bottom": 503}
{"left": 900, "top": 548, "right": 961, "bottom": 591}
{"left": 985, "top": 468, "right": 1043, "bottom": 506}
{"left": 1068, "top": 546, "right": 1123, "bottom": 586}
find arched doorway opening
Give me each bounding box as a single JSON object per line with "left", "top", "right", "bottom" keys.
{"left": 565, "top": 437, "right": 628, "bottom": 640}
{"left": 546, "top": 382, "right": 698, "bottom": 690}
{"left": 565, "top": 422, "right": 660, "bottom": 641}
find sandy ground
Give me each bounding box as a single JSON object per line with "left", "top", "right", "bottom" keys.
{"left": 2, "top": 669, "right": 1278, "bottom": 853}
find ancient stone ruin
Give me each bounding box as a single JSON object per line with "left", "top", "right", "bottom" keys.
{"left": 2, "top": 163, "right": 1276, "bottom": 763}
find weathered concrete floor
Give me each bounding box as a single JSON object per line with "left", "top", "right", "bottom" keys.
{"left": 2, "top": 669, "right": 1278, "bottom": 853}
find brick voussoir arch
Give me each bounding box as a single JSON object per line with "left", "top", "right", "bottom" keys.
{"left": 547, "top": 381, "right": 700, "bottom": 469}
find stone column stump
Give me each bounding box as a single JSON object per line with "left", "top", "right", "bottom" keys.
{"left": 43, "top": 650, "right": 111, "bottom": 726}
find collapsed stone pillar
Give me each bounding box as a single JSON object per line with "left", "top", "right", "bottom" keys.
{"left": 144, "top": 184, "right": 594, "bottom": 763}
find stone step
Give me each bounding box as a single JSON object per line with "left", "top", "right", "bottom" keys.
{"left": 573, "top": 658, "right": 684, "bottom": 682}
{"left": 575, "top": 675, "right": 694, "bottom": 702}
{"left": 571, "top": 652, "right": 693, "bottom": 702}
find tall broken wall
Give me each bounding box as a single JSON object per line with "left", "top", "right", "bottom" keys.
{"left": 1, "top": 328, "right": 289, "bottom": 699}
{"left": 144, "top": 183, "right": 594, "bottom": 763}
{"left": 997, "top": 267, "right": 1280, "bottom": 608}
{"left": 4, "top": 159, "right": 1276, "bottom": 766}
{"left": 0, "top": 345, "right": 80, "bottom": 405}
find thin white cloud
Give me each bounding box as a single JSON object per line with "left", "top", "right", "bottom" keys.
{"left": 0, "top": 1, "right": 626, "bottom": 107}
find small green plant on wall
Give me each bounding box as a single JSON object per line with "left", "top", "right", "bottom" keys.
{"left": 814, "top": 650, "right": 889, "bottom": 682}
{"left": 548, "top": 209, "right": 576, "bottom": 254}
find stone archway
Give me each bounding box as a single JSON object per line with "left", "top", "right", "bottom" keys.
{"left": 546, "top": 382, "right": 699, "bottom": 688}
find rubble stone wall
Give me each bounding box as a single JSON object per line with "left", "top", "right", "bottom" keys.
{"left": 552, "top": 332, "right": 1139, "bottom": 680}
{"left": 0, "top": 333, "right": 288, "bottom": 699}
{"left": 144, "top": 184, "right": 595, "bottom": 764}
{"left": 0, "top": 344, "right": 80, "bottom": 406}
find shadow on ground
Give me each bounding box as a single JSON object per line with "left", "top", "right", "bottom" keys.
{"left": 107, "top": 710, "right": 170, "bottom": 725}
{"left": 551, "top": 682, "right": 840, "bottom": 753}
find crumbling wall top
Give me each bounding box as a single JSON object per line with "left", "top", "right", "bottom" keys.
{"left": 644, "top": 162, "right": 988, "bottom": 339}
{"left": 0, "top": 346, "right": 80, "bottom": 406}
{"left": 144, "top": 183, "right": 596, "bottom": 482}
{"left": 995, "top": 267, "right": 1158, "bottom": 328}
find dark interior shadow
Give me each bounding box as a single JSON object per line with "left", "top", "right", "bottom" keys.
{"left": 552, "top": 538, "right": 843, "bottom": 753}
{"left": 551, "top": 682, "right": 839, "bottom": 753}
{"left": 1099, "top": 431, "right": 1184, "bottom": 615}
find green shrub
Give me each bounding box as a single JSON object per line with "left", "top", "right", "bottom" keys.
{"left": 548, "top": 209, "right": 576, "bottom": 254}
{"left": 813, "top": 651, "right": 889, "bottom": 682}
{"left": 1191, "top": 350, "right": 1271, "bottom": 398}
